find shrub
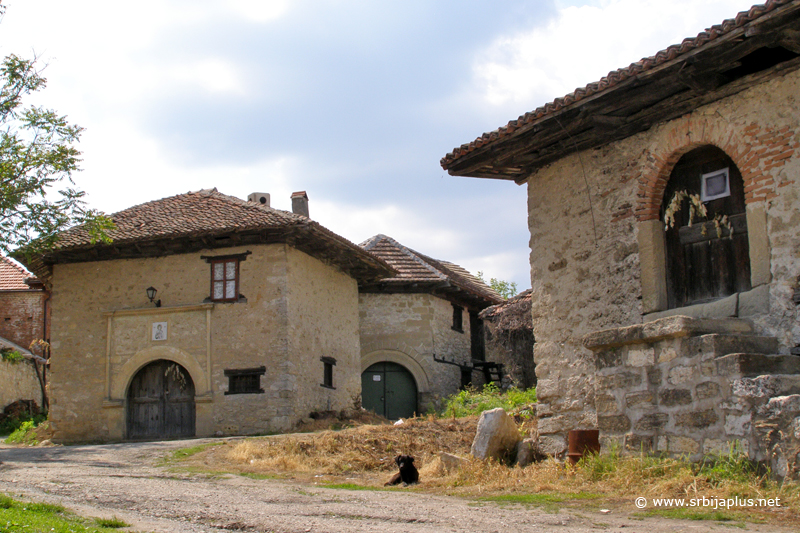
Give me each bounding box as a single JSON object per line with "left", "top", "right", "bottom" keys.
{"left": 439, "top": 383, "right": 536, "bottom": 418}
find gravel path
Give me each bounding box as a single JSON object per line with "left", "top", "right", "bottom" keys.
{"left": 0, "top": 438, "right": 792, "bottom": 532}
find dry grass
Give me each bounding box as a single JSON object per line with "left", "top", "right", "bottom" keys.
{"left": 182, "top": 417, "right": 800, "bottom": 526}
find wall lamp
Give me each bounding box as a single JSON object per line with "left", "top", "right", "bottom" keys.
{"left": 146, "top": 286, "right": 162, "bottom": 307}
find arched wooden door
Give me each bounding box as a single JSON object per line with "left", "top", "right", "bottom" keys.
{"left": 661, "top": 145, "right": 751, "bottom": 309}
{"left": 127, "top": 359, "right": 195, "bottom": 440}
{"left": 361, "top": 362, "right": 418, "bottom": 420}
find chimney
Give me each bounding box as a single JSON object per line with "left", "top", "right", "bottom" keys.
{"left": 247, "top": 192, "right": 270, "bottom": 207}
{"left": 291, "top": 191, "right": 309, "bottom": 218}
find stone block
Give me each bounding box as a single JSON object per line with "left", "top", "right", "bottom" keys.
{"left": 676, "top": 409, "right": 719, "bottom": 428}
{"left": 634, "top": 413, "right": 669, "bottom": 431}
{"left": 438, "top": 452, "right": 469, "bottom": 473}
{"left": 596, "top": 394, "right": 619, "bottom": 415}
{"left": 625, "top": 390, "right": 654, "bottom": 408}
{"left": 738, "top": 284, "right": 770, "bottom": 317}
{"left": 668, "top": 366, "right": 693, "bottom": 385}
{"left": 645, "top": 293, "right": 738, "bottom": 321}
{"left": 624, "top": 433, "right": 654, "bottom": 452}
{"left": 659, "top": 435, "right": 700, "bottom": 454}
{"left": 703, "top": 438, "right": 750, "bottom": 456}
{"left": 659, "top": 388, "right": 692, "bottom": 406}
{"left": 695, "top": 381, "right": 721, "bottom": 400}
{"left": 596, "top": 349, "right": 624, "bottom": 370}
{"left": 647, "top": 367, "right": 662, "bottom": 385}
{"left": 657, "top": 347, "right": 679, "bottom": 363}
{"left": 719, "top": 354, "right": 800, "bottom": 378}
{"left": 598, "top": 414, "right": 631, "bottom": 433}
{"left": 597, "top": 371, "right": 642, "bottom": 391}
{"left": 627, "top": 347, "right": 655, "bottom": 367}
{"left": 536, "top": 378, "right": 562, "bottom": 400}
{"left": 538, "top": 435, "right": 567, "bottom": 457}
{"left": 471, "top": 408, "right": 521, "bottom": 461}
{"left": 724, "top": 413, "right": 752, "bottom": 436}
{"left": 514, "top": 439, "right": 543, "bottom": 467}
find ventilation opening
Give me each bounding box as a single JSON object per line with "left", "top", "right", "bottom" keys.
{"left": 723, "top": 45, "right": 800, "bottom": 82}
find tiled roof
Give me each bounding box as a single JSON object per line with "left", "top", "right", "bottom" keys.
{"left": 359, "top": 234, "right": 504, "bottom": 305}
{"left": 441, "top": 0, "right": 794, "bottom": 170}
{"left": 21, "top": 189, "right": 394, "bottom": 284}
{"left": 0, "top": 256, "right": 36, "bottom": 291}
{"left": 53, "top": 188, "right": 307, "bottom": 249}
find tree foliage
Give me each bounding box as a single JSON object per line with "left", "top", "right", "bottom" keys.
{"left": 0, "top": 38, "right": 112, "bottom": 255}
{"left": 477, "top": 270, "right": 518, "bottom": 299}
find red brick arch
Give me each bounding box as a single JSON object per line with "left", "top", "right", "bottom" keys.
{"left": 634, "top": 115, "right": 797, "bottom": 222}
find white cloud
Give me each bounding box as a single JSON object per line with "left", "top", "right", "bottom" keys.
{"left": 170, "top": 58, "right": 246, "bottom": 95}
{"left": 227, "top": 0, "right": 291, "bottom": 23}
{"left": 473, "top": 0, "right": 761, "bottom": 107}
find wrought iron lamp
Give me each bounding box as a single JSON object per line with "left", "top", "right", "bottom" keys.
{"left": 146, "top": 286, "right": 161, "bottom": 307}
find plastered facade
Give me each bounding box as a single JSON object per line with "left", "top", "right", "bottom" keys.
{"left": 0, "top": 358, "right": 42, "bottom": 409}
{"left": 48, "top": 243, "right": 362, "bottom": 442}
{"left": 528, "top": 69, "right": 800, "bottom": 455}
{"left": 359, "top": 293, "right": 472, "bottom": 411}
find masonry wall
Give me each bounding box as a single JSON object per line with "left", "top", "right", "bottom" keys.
{"left": 0, "top": 291, "right": 47, "bottom": 352}
{"left": 0, "top": 358, "right": 42, "bottom": 410}
{"left": 48, "top": 243, "right": 362, "bottom": 442}
{"left": 286, "top": 246, "right": 362, "bottom": 422}
{"left": 359, "top": 293, "right": 473, "bottom": 410}
{"left": 528, "top": 68, "right": 800, "bottom": 456}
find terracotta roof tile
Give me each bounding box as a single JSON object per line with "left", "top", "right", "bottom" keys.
{"left": 441, "top": 0, "right": 793, "bottom": 169}
{"left": 0, "top": 256, "right": 35, "bottom": 291}
{"left": 360, "top": 234, "right": 504, "bottom": 305}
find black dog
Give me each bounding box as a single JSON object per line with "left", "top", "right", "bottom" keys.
{"left": 384, "top": 454, "right": 419, "bottom": 486}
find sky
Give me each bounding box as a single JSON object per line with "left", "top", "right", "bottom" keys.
{"left": 0, "top": 0, "right": 761, "bottom": 292}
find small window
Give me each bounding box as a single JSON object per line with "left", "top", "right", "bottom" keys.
{"left": 321, "top": 357, "right": 336, "bottom": 389}
{"left": 224, "top": 367, "right": 265, "bottom": 395}
{"left": 211, "top": 258, "right": 239, "bottom": 301}
{"left": 701, "top": 167, "right": 730, "bottom": 202}
{"left": 452, "top": 304, "right": 463, "bottom": 332}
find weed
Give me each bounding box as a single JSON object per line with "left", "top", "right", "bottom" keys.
{"left": 439, "top": 383, "right": 536, "bottom": 418}
{"left": 0, "top": 348, "right": 24, "bottom": 363}
{"left": 94, "top": 516, "right": 130, "bottom": 528}
{"left": 321, "top": 483, "right": 378, "bottom": 491}
{"left": 5, "top": 418, "right": 47, "bottom": 445}
{"left": 0, "top": 412, "right": 46, "bottom": 436}
{"left": 160, "top": 441, "right": 224, "bottom": 465}
{"left": 0, "top": 493, "right": 123, "bottom": 532}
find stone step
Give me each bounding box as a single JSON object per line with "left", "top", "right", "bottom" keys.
{"left": 717, "top": 353, "right": 800, "bottom": 378}
{"left": 688, "top": 334, "right": 780, "bottom": 358}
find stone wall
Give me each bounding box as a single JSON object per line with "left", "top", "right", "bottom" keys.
{"left": 527, "top": 69, "right": 800, "bottom": 455}
{"left": 48, "top": 243, "right": 362, "bottom": 442}
{"left": 359, "top": 292, "right": 473, "bottom": 411}
{"left": 0, "top": 357, "right": 42, "bottom": 410}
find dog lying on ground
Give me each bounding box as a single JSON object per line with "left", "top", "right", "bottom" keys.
{"left": 384, "top": 454, "right": 419, "bottom": 486}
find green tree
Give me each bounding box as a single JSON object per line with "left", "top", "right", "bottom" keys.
{"left": 476, "top": 270, "right": 518, "bottom": 299}
{"left": 0, "top": 21, "right": 111, "bottom": 255}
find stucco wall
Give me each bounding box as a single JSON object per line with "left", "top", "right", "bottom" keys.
{"left": 0, "top": 358, "right": 42, "bottom": 410}
{"left": 48, "top": 243, "right": 362, "bottom": 442}
{"left": 528, "top": 69, "right": 800, "bottom": 455}
{"left": 359, "top": 292, "right": 473, "bottom": 410}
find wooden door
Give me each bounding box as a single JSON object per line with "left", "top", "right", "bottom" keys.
{"left": 662, "top": 146, "right": 751, "bottom": 309}
{"left": 127, "top": 360, "right": 195, "bottom": 440}
{"left": 361, "top": 362, "right": 418, "bottom": 420}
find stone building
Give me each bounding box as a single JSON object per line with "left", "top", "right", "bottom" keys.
{"left": 479, "top": 289, "right": 535, "bottom": 389}
{"left": 0, "top": 256, "right": 47, "bottom": 411}
{"left": 442, "top": 0, "right": 800, "bottom": 475}
{"left": 358, "top": 235, "right": 503, "bottom": 417}
{"left": 19, "top": 188, "right": 393, "bottom": 442}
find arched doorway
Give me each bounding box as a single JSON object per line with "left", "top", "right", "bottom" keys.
{"left": 661, "top": 145, "right": 751, "bottom": 309}
{"left": 361, "top": 362, "right": 418, "bottom": 420}
{"left": 126, "top": 359, "right": 196, "bottom": 440}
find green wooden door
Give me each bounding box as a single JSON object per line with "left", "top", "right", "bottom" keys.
{"left": 361, "top": 362, "right": 418, "bottom": 420}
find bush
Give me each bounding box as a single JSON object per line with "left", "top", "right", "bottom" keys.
{"left": 5, "top": 416, "right": 47, "bottom": 445}
{"left": 0, "top": 412, "right": 46, "bottom": 436}
{"left": 439, "top": 383, "right": 537, "bottom": 418}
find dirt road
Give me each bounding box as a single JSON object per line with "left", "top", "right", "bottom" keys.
{"left": 0, "top": 438, "right": 791, "bottom": 532}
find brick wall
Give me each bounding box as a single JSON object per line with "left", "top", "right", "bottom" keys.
{"left": 0, "top": 291, "right": 47, "bottom": 353}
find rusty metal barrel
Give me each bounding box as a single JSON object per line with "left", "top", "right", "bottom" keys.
{"left": 567, "top": 429, "right": 600, "bottom": 465}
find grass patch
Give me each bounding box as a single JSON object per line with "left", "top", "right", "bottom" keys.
{"left": 478, "top": 492, "right": 601, "bottom": 505}
{"left": 638, "top": 507, "right": 740, "bottom": 522}
{"left": 438, "top": 383, "right": 536, "bottom": 419}
{"left": 160, "top": 441, "right": 224, "bottom": 465}
{"left": 320, "top": 483, "right": 379, "bottom": 491}
{"left": 0, "top": 493, "right": 129, "bottom": 532}
{"left": 94, "top": 516, "right": 130, "bottom": 528}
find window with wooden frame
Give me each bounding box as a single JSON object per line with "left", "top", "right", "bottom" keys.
{"left": 451, "top": 304, "right": 464, "bottom": 333}
{"left": 320, "top": 357, "right": 336, "bottom": 389}
{"left": 224, "top": 367, "right": 266, "bottom": 395}
{"left": 203, "top": 251, "right": 250, "bottom": 303}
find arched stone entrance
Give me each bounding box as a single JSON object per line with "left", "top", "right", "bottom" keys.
{"left": 126, "top": 359, "right": 196, "bottom": 440}
{"left": 661, "top": 145, "right": 751, "bottom": 308}
{"left": 361, "top": 361, "right": 418, "bottom": 420}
